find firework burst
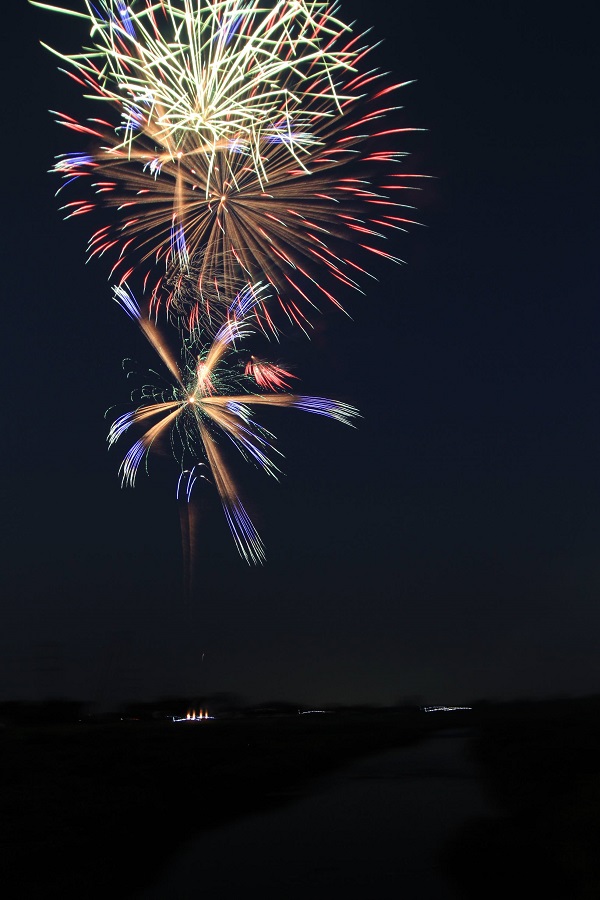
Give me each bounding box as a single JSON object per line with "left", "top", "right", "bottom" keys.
{"left": 40, "top": 0, "right": 425, "bottom": 331}
{"left": 33, "top": 0, "right": 423, "bottom": 567}
{"left": 110, "top": 283, "right": 358, "bottom": 562}
{"left": 33, "top": 1, "right": 357, "bottom": 175}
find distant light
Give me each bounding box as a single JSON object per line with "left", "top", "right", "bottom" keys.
{"left": 421, "top": 706, "right": 472, "bottom": 713}
{"left": 172, "top": 708, "right": 214, "bottom": 722}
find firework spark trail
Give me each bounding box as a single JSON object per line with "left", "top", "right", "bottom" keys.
{"left": 177, "top": 467, "right": 203, "bottom": 600}
{"left": 32, "top": 0, "right": 357, "bottom": 178}
{"left": 109, "top": 285, "right": 359, "bottom": 561}
{"left": 245, "top": 357, "right": 296, "bottom": 390}
{"left": 114, "top": 283, "right": 185, "bottom": 383}
{"left": 58, "top": 98, "right": 424, "bottom": 329}
{"left": 39, "top": 0, "right": 426, "bottom": 330}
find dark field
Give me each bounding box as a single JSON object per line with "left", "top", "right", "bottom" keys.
{"left": 440, "top": 698, "right": 600, "bottom": 899}
{"left": 1, "top": 709, "right": 428, "bottom": 899}
{"left": 3, "top": 701, "right": 600, "bottom": 899}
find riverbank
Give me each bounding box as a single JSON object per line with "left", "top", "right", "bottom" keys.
{"left": 138, "top": 728, "right": 491, "bottom": 899}
{"left": 2, "top": 711, "right": 434, "bottom": 899}
{"left": 4, "top": 698, "right": 600, "bottom": 898}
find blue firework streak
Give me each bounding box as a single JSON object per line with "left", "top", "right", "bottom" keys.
{"left": 109, "top": 284, "right": 359, "bottom": 563}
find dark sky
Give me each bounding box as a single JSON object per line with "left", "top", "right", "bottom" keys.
{"left": 2, "top": 1, "right": 599, "bottom": 708}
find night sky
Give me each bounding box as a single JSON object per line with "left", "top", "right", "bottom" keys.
{"left": 2, "top": 1, "right": 599, "bottom": 708}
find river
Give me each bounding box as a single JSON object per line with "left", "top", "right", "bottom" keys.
{"left": 135, "top": 728, "right": 493, "bottom": 899}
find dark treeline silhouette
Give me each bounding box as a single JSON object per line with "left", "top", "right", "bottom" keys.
{"left": 0, "top": 699, "right": 86, "bottom": 726}
{"left": 117, "top": 695, "right": 427, "bottom": 720}
{"left": 0, "top": 693, "right": 433, "bottom": 726}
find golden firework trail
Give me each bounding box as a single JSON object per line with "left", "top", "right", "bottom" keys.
{"left": 109, "top": 283, "right": 358, "bottom": 563}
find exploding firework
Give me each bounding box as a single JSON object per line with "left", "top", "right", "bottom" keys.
{"left": 39, "top": 0, "right": 424, "bottom": 331}
{"left": 33, "top": 0, "right": 422, "bottom": 569}
{"left": 110, "top": 283, "right": 358, "bottom": 562}
{"left": 33, "top": 0, "right": 357, "bottom": 175}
